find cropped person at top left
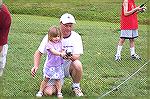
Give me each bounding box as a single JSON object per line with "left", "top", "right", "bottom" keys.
{"left": 0, "top": 0, "right": 11, "bottom": 76}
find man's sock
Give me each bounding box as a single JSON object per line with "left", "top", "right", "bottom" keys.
{"left": 72, "top": 83, "right": 80, "bottom": 88}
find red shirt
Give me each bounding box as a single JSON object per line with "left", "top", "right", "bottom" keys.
{"left": 0, "top": 4, "right": 11, "bottom": 46}
{"left": 120, "top": 0, "right": 138, "bottom": 30}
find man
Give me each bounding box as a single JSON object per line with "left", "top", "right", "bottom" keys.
{"left": 31, "top": 13, "right": 84, "bottom": 97}
{"left": 0, "top": 0, "right": 11, "bottom": 76}
{"left": 115, "top": 0, "right": 146, "bottom": 61}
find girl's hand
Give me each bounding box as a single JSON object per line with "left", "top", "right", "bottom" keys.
{"left": 62, "top": 54, "right": 72, "bottom": 60}
{"left": 140, "top": 6, "right": 147, "bottom": 12}
{"left": 135, "top": 6, "right": 146, "bottom": 12}
{"left": 60, "top": 52, "right": 66, "bottom": 57}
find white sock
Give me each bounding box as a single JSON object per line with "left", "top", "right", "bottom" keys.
{"left": 57, "top": 92, "right": 62, "bottom": 95}
{"left": 72, "top": 83, "right": 80, "bottom": 88}
{"left": 130, "top": 47, "right": 135, "bottom": 56}
{"left": 116, "top": 45, "right": 122, "bottom": 56}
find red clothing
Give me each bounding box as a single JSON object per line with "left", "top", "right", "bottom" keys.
{"left": 120, "top": 0, "right": 138, "bottom": 30}
{"left": 0, "top": 4, "right": 11, "bottom": 46}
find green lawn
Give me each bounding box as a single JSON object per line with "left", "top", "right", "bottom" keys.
{"left": 4, "top": 0, "right": 150, "bottom": 25}
{"left": 0, "top": 14, "right": 149, "bottom": 99}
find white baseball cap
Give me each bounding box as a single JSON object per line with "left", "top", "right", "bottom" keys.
{"left": 60, "top": 13, "right": 76, "bottom": 24}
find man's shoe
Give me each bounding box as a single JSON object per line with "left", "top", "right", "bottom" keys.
{"left": 131, "top": 54, "right": 141, "bottom": 60}
{"left": 115, "top": 55, "right": 121, "bottom": 61}
{"left": 72, "top": 87, "right": 83, "bottom": 97}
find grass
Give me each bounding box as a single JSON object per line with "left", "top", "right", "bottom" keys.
{"left": 4, "top": 0, "right": 150, "bottom": 25}
{"left": 0, "top": 14, "right": 149, "bottom": 99}
{"left": 1, "top": 0, "right": 150, "bottom": 98}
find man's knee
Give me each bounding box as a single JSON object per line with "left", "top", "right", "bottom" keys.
{"left": 71, "top": 60, "right": 83, "bottom": 72}
{"left": 70, "top": 60, "right": 83, "bottom": 83}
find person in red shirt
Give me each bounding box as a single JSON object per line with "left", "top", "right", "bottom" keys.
{"left": 115, "top": 0, "right": 146, "bottom": 61}
{"left": 0, "top": 0, "right": 11, "bottom": 76}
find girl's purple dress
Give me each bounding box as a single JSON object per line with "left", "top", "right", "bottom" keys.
{"left": 43, "top": 41, "right": 64, "bottom": 79}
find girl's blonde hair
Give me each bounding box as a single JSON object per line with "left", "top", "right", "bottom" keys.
{"left": 48, "top": 26, "right": 63, "bottom": 41}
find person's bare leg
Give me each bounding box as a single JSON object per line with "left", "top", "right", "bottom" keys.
{"left": 129, "top": 38, "right": 134, "bottom": 48}
{"left": 44, "top": 85, "right": 56, "bottom": 96}
{"left": 69, "top": 60, "right": 83, "bottom": 96}
{"left": 39, "top": 78, "right": 49, "bottom": 92}
{"left": 55, "top": 79, "right": 63, "bottom": 98}
{"left": 70, "top": 60, "right": 83, "bottom": 83}
{"left": 118, "top": 38, "right": 125, "bottom": 46}
{"left": 36, "top": 78, "right": 49, "bottom": 97}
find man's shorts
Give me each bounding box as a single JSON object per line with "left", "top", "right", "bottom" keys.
{"left": 120, "top": 30, "right": 138, "bottom": 39}
{"left": 0, "top": 44, "right": 8, "bottom": 69}
{"left": 63, "top": 60, "right": 71, "bottom": 78}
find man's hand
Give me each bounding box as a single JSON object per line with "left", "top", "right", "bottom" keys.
{"left": 31, "top": 66, "right": 38, "bottom": 77}
{"left": 63, "top": 55, "right": 72, "bottom": 60}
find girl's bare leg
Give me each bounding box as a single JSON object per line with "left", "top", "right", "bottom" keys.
{"left": 55, "top": 79, "right": 63, "bottom": 98}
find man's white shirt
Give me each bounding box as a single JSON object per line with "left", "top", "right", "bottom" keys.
{"left": 38, "top": 31, "right": 83, "bottom": 66}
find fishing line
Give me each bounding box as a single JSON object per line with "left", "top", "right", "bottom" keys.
{"left": 98, "top": 60, "right": 150, "bottom": 99}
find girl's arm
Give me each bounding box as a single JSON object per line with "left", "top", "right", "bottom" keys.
{"left": 123, "top": 0, "right": 143, "bottom": 16}
{"left": 48, "top": 48, "right": 65, "bottom": 57}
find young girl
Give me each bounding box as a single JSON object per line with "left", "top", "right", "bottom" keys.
{"left": 115, "top": 0, "right": 146, "bottom": 61}
{"left": 36, "top": 27, "right": 66, "bottom": 98}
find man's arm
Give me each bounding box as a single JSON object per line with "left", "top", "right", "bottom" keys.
{"left": 31, "top": 50, "right": 43, "bottom": 77}
{"left": 31, "top": 34, "right": 48, "bottom": 77}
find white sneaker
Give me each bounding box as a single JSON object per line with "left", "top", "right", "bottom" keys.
{"left": 115, "top": 55, "right": 121, "bottom": 61}
{"left": 36, "top": 91, "right": 43, "bottom": 97}
{"left": 72, "top": 87, "right": 84, "bottom": 97}
{"left": 57, "top": 92, "right": 63, "bottom": 99}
